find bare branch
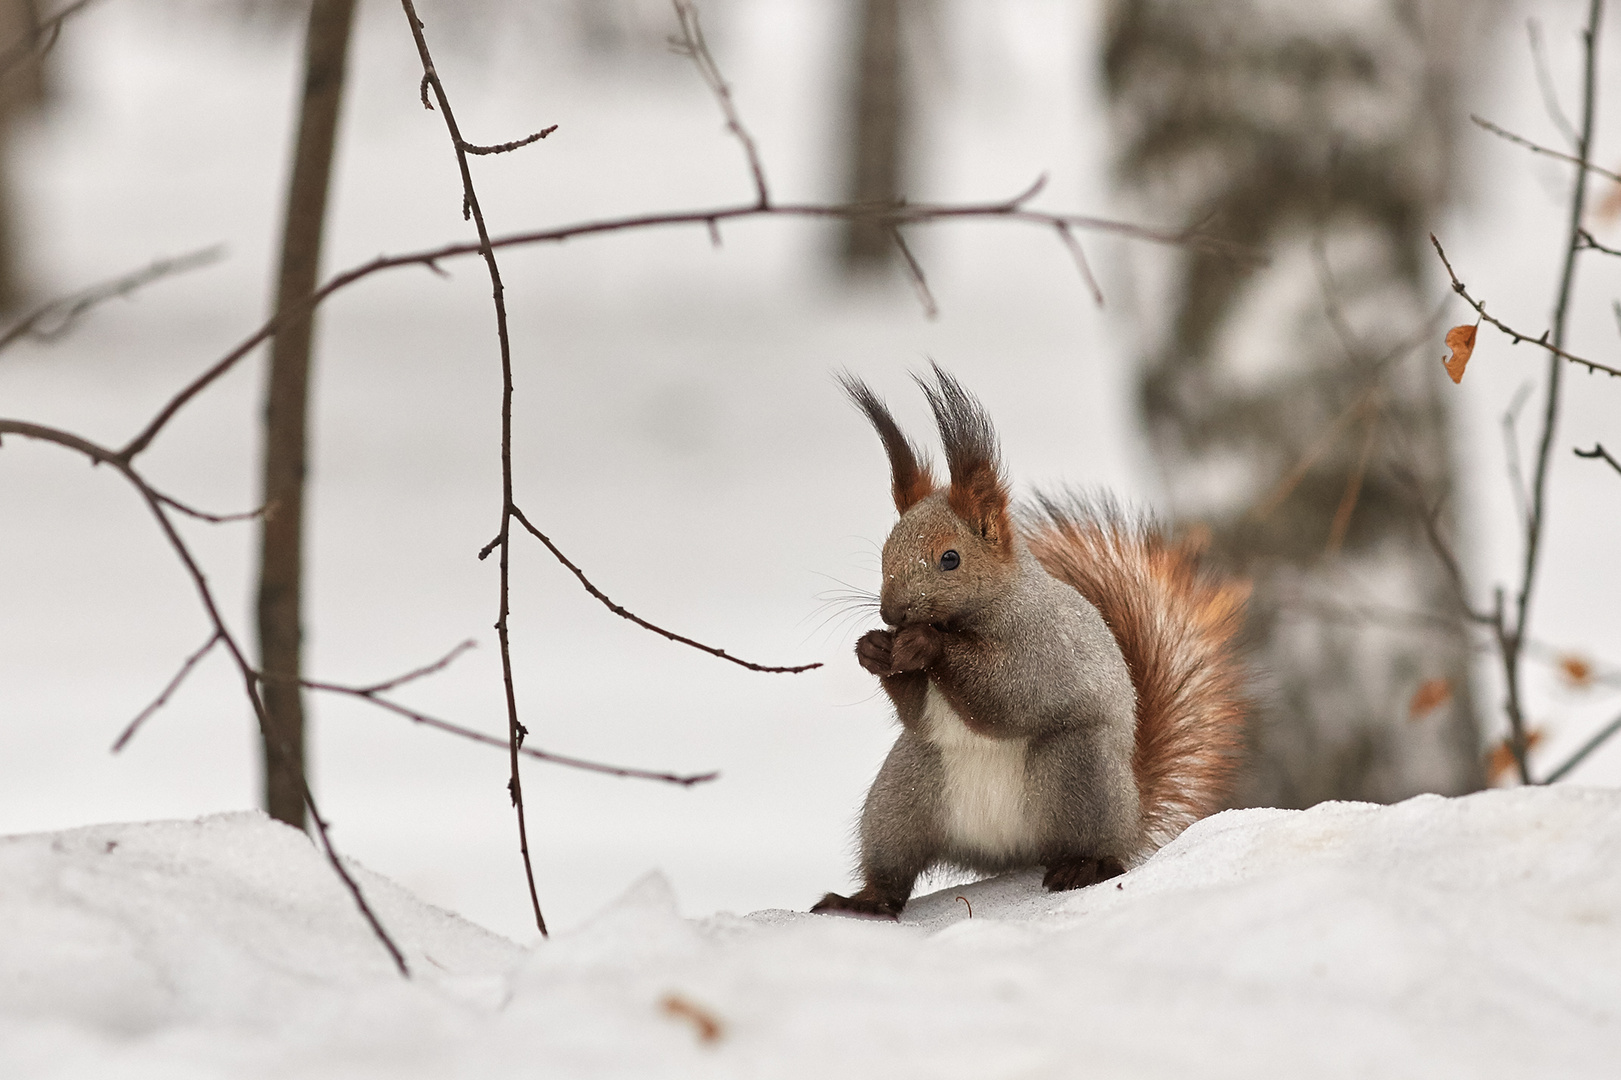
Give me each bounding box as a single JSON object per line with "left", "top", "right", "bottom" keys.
{"left": 0, "top": 417, "right": 409, "bottom": 974}
{"left": 153, "top": 489, "right": 267, "bottom": 524}
{"left": 889, "top": 227, "right": 937, "bottom": 319}
{"left": 1502, "top": 381, "right": 1535, "bottom": 532}
{"left": 1503, "top": 0, "right": 1608, "bottom": 787}
{"left": 461, "top": 125, "right": 557, "bottom": 156}
{"left": 1541, "top": 712, "right": 1621, "bottom": 783}
{"left": 110, "top": 631, "right": 222, "bottom": 752}
{"left": 1253, "top": 389, "right": 1378, "bottom": 521}
{"left": 505, "top": 504, "right": 823, "bottom": 674}
{"left": 294, "top": 675, "right": 720, "bottom": 786}
{"left": 0, "top": 246, "right": 223, "bottom": 355}
{"left": 1428, "top": 233, "right": 1621, "bottom": 378}
{"left": 670, "top": 0, "right": 769, "bottom": 208}
{"left": 1389, "top": 465, "right": 1493, "bottom": 626}
{"left": 1324, "top": 416, "right": 1377, "bottom": 556}
{"left": 1574, "top": 442, "right": 1621, "bottom": 477}
{"left": 1470, "top": 114, "right": 1621, "bottom": 185}
{"left": 114, "top": 192, "right": 1247, "bottom": 465}
{"left": 0, "top": 0, "right": 98, "bottom": 81}
{"left": 398, "top": 0, "right": 547, "bottom": 938}
{"left": 1576, "top": 229, "right": 1621, "bottom": 258}
{"left": 1526, "top": 19, "right": 1580, "bottom": 148}
{"left": 352, "top": 639, "right": 477, "bottom": 695}
{"left": 1052, "top": 222, "right": 1104, "bottom": 307}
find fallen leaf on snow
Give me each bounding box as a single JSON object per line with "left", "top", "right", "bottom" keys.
{"left": 661, "top": 993, "right": 725, "bottom": 1045}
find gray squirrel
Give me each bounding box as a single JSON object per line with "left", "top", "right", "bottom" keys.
{"left": 814, "top": 367, "right": 1248, "bottom": 919}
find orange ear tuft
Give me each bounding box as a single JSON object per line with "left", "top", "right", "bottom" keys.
{"left": 917, "top": 364, "right": 1011, "bottom": 550}
{"left": 840, "top": 373, "right": 937, "bottom": 512}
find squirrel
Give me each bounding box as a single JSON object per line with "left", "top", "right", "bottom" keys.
{"left": 813, "top": 366, "right": 1248, "bottom": 919}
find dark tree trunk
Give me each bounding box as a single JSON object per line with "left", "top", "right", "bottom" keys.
{"left": 0, "top": 0, "right": 46, "bottom": 313}
{"left": 257, "top": 0, "right": 355, "bottom": 829}
{"left": 840, "top": 0, "right": 907, "bottom": 271}
{"left": 1103, "top": 0, "right": 1492, "bottom": 806}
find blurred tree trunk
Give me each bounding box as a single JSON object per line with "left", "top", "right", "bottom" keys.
{"left": 840, "top": 0, "right": 908, "bottom": 271}
{"left": 1103, "top": 0, "right": 1492, "bottom": 806}
{"left": 258, "top": 0, "right": 355, "bottom": 829}
{"left": 0, "top": 0, "right": 47, "bottom": 313}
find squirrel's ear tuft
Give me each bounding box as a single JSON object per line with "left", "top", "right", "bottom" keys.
{"left": 918, "top": 363, "right": 1011, "bottom": 551}
{"left": 840, "top": 372, "right": 937, "bottom": 513}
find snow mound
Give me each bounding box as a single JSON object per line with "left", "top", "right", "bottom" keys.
{"left": 4, "top": 789, "right": 1619, "bottom": 1078}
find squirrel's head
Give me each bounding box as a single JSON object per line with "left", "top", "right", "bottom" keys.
{"left": 841, "top": 365, "right": 1016, "bottom": 631}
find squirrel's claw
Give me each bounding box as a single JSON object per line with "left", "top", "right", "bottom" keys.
{"left": 811, "top": 888, "right": 905, "bottom": 920}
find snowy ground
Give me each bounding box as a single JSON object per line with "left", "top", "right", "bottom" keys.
{"left": 3, "top": 0, "right": 1621, "bottom": 944}
{"left": 3, "top": 786, "right": 1617, "bottom": 1078}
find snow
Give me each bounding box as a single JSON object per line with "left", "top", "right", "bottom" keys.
{"left": 4, "top": 787, "right": 1617, "bottom": 1077}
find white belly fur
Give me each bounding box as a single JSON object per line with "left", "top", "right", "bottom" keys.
{"left": 922, "top": 681, "right": 1038, "bottom": 860}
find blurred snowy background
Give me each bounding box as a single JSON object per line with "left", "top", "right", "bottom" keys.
{"left": 1, "top": 0, "right": 1619, "bottom": 943}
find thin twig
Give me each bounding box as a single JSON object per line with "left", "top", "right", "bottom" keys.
{"left": 1052, "top": 222, "right": 1104, "bottom": 306}
{"left": 461, "top": 125, "right": 557, "bottom": 156}
{"left": 1541, "top": 711, "right": 1621, "bottom": 783}
{"left": 1502, "top": 381, "right": 1535, "bottom": 532}
{"left": 1428, "top": 233, "right": 1621, "bottom": 378}
{"left": 1527, "top": 18, "right": 1579, "bottom": 148}
{"left": 115, "top": 191, "right": 1244, "bottom": 464}
{"left": 399, "top": 0, "right": 547, "bottom": 938}
{"left": 354, "top": 639, "right": 476, "bottom": 694}
{"left": 110, "top": 631, "right": 222, "bottom": 752}
{"left": 670, "top": 0, "right": 768, "bottom": 208}
{"left": 1574, "top": 442, "right": 1621, "bottom": 477}
{"left": 0, "top": 418, "right": 409, "bottom": 974}
{"left": 889, "top": 227, "right": 938, "bottom": 319}
{"left": 505, "top": 504, "right": 823, "bottom": 674}
{"left": 1324, "top": 415, "right": 1377, "bottom": 556}
{"left": 1471, "top": 114, "right": 1621, "bottom": 185}
{"left": 0, "top": 247, "right": 223, "bottom": 355}
{"left": 1576, "top": 229, "right": 1621, "bottom": 258}
{"left": 153, "top": 489, "right": 267, "bottom": 524}
{"left": 1253, "top": 390, "right": 1379, "bottom": 521}
{"left": 1502, "top": 0, "right": 1605, "bottom": 786}
{"left": 1390, "top": 466, "right": 1493, "bottom": 626}
{"left": 0, "top": 0, "right": 98, "bottom": 81}
{"left": 292, "top": 674, "right": 720, "bottom": 786}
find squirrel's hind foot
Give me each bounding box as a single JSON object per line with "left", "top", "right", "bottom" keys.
{"left": 1042, "top": 855, "right": 1126, "bottom": 892}
{"left": 811, "top": 886, "right": 906, "bottom": 920}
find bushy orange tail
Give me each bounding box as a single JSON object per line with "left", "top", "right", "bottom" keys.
{"left": 1024, "top": 496, "right": 1249, "bottom": 855}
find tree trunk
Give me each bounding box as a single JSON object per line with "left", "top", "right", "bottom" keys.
{"left": 0, "top": 0, "right": 47, "bottom": 313}
{"left": 258, "top": 0, "right": 355, "bottom": 829}
{"left": 1103, "top": 0, "right": 1492, "bottom": 806}
{"left": 840, "top": 0, "right": 907, "bottom": 271}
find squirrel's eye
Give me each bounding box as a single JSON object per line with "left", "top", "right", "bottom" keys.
{"left": 940, "top": 550, "right": 960, "bottom": 571}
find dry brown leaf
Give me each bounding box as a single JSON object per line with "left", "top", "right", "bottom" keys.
{"left": 661, "top": 993, "right": 724, "bottom": 1045}
{"left": 1486, "top": 728, "right": 1545, "bottom": 784}
{"left": 1558, "top": 653, "right": 1594, "bottom": 689}
{"left": 1408, "top": 677, "right": 1452, "bottom": 720}
{"left": 1443, "top": 324, "right": 1477, "bottom": 384}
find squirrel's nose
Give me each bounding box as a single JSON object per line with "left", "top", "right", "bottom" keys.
{"left": 879, "top": 601, "right": 908, "bottom": 627}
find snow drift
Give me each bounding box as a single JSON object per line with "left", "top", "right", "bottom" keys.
{"left": 2, "top": 787, "right": 1617, "bottom": 1078}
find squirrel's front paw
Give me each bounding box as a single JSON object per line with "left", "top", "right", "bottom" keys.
{"left": 811, "top": 887, "right": 905, "bottom": 920}
{"left": 856, "top": 629, "right": 896, "bottom": 675}
{"left": 889, "top": 623, "right": 944, "bottom": 672}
